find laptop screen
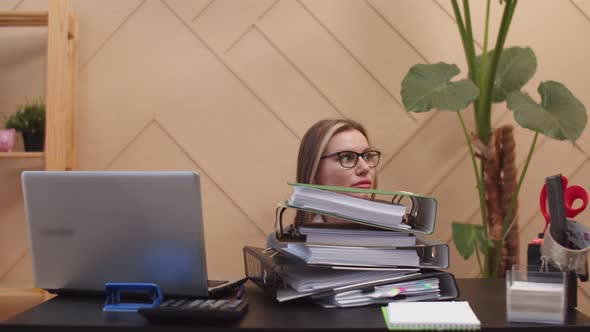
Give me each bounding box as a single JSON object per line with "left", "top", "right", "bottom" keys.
{"left": 22, "top": 171, "right": 210, "bottom": 296}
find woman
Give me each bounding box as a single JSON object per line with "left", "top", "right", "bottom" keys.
{"left": 295, "top": 119, "right": 381, "bottom": 224}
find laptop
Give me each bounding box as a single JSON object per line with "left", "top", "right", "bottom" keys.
{"left": 22, "top": 171, "right": 246, "bottom": 297}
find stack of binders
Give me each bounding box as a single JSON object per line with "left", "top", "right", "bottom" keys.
{"left": 243, "top": 183, "right": 458, "bottom": 307}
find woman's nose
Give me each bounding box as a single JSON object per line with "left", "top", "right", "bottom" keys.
{"left": 355, "top": 157, "right": 370, "bottom": 175}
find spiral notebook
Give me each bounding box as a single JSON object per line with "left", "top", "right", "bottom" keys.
{"left": 382, "top": 301, "right": 480, "bottom": 330}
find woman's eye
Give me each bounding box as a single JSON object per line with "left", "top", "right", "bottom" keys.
{"left": 340, "top": 153, "right": 354, "bottom": 162}
{"left": 363, "top": 152, "right": 375, "bottom": 161}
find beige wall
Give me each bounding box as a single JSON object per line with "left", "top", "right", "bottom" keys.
{"left": 1, "top": 0, "right": 590, "bottom": 312}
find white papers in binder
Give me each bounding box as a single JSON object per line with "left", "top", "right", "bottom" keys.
{"left": 280, "top": 267, "right": 417, "bottom": 293}
{"left": 316, "top": 278, "right": 442, "bottom": 308}
{"left": 288, "top": 186, "right": 409, "bottom": 229}
{"left": 275, "top": 268, "right": 420, "bottom": 302}
{"left": 283, "top": 243, "right": 420, "bottom": 267}
{"left": 298, "top": 227, "right": 416, "bottom": 247}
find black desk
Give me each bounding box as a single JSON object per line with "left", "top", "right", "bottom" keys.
{"left": 3, "top": 279, "right": 590, "bottom": 331}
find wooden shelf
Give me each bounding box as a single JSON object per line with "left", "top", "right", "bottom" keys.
{"left": 0, "top": 0, "right": 78, "bottom": 170}
{"left": 0, "top": 152, "right": 44, "bottom": 158}
{"left": 0, "top": 11, "right": 48, "bottom": 27}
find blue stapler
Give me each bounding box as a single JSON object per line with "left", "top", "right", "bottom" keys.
{"left": 103, "top": 282, "right": 163, "bottom": 312}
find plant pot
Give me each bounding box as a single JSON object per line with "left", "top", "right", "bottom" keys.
{"left": 22, "top": 131, "right": 45, "bottom": 152}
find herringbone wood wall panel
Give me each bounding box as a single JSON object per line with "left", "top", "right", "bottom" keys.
{"left": 1, "top": 0, "right": 589, "bottom": 313}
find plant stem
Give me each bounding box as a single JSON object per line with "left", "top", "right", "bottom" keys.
{"left": 507, "top": 0, "right": 518, "bottom": 28}
{"left": 474, "top": 240, "right": 484, "bottom": 277}
{"left": 452, "top": 0, "right": 484, "bottom": 117}
{"left": 451, "top": 1, "right": 470, "bottom": 68}
{"left": 457, "top": 111, "right": 489, "bottom": 245}
{"left": 462, "top": 0, "right": 479, "bottom": 86}
{"left": 492, "top": 131, "right": 538, "bottom": 277}
{"left": 479, "top": 0, "right": 492, "bottom": 89}
{"left": 476, "top": 0, "right": 492, "bottom": 149}
{"left": 479, "top": 0, "right": 518, "bottom": 145}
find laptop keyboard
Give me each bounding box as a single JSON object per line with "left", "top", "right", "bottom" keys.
{"left": 207, "top": 279, "right": 228, "bottom": 288}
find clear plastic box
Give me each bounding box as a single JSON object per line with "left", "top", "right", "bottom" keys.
{"left": 506, "top": 265, "right": 566, "bottom": 324}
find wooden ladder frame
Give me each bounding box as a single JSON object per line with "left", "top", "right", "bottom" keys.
{"left": 0, "top": 0, "right": 78, "bottom": 170}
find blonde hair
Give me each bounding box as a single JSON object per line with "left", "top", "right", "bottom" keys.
{"left": 295, "top": 118, "right": 376, "bottom": 224}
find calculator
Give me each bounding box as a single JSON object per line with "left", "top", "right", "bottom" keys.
{"left": 137, "top": 297, "right": 249, "bottom": 324}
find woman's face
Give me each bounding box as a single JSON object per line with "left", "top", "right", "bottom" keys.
{"left": 314, "top": 129, "right": 376, "bottom": 199}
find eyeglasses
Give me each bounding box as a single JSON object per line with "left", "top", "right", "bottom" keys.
{"left": 320, "top": 150, "right": 381, "bottom": 168}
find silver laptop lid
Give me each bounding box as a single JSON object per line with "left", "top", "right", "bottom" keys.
{"left": 22, "top": 171, "right": 209, "bottom": 296}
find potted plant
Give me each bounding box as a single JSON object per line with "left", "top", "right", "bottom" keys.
{"left": 400, "top": 1, "right": 587, "bottom": 277}
{"left": 6, "top": 100, "right": 46, "bottom": 152}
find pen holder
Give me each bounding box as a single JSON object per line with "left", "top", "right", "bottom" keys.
{"left": 541, "top": 220, "right": 590, "bottom": 276}
{"left": 506, "top": 265, "right": 566, "bottom": 324}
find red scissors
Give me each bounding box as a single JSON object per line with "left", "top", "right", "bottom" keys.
{"left": 539, "top": 175, "right": 588, "bottom": 234}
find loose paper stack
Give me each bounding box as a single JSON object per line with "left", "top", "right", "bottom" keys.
{"left": 506, "top": 280, "right": 566, "bottom": 324}
{"left": 505, "top": 266, "right": 567, "bottom": 324}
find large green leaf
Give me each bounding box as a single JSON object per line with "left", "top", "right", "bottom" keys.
{"left": 401, "top": 62, "right": 479, "bottom": 112}
{"left": 507, "top": 81, "right": 587, "bottom": 142}
{"left": 452, "top": 222, "right": 492, "bottom": 259}
{"left": 477, "top": 46, "right": 537, "bottom": 103}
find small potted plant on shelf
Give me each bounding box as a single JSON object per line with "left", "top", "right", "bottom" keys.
{"left": 6, "top": 99, "right": 46, "bottom": 152}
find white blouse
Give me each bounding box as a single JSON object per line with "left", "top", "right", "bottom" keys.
{"left": 312, "top": 214, "right": 326, "bottom": 223}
